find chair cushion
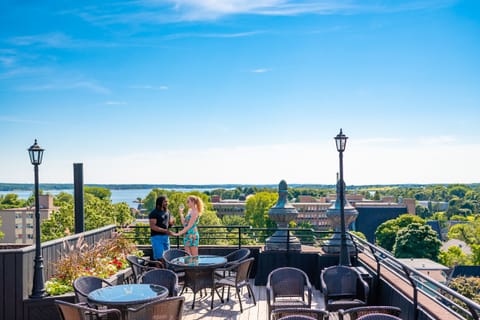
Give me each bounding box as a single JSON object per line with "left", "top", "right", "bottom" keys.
{"left": 327, "top": 298, "right": 366, "bottom": 312}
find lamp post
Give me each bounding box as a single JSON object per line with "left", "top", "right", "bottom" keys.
{"left": 28, "top": 139, "right": 47, "bottom": 298}
{"left": 334, "top": 129, "right": 351, "bottom": 266}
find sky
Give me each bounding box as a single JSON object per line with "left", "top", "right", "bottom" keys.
{"left": 0, "top": 0, "right": 479, "bottom": 186}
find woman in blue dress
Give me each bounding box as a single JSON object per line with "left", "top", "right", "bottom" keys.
{"left": 173, "top": 195, "right": 203, "bottom": 256}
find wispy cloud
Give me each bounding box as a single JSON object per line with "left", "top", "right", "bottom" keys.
{"left": 163, "top": 30, "right": 263, "bottom": 40}
{"left": 18, "top": 81, "right": 110, "bottom": 94}
{"left": 0, "top": 116, "right": 49, "bottom": 125}
{"left": 9, "top": 32, "right": 73, "bottom": 48}
{"left": 82, "top": 0, "right": 457, "bottom": 24}
{"left": 356, "top": 137, "right": 404, "bottom": 145}
{"left": 0, "top": 66, "right": 51, "bottom": 80}
{"left": 105, "top": 101, "right": 127, "bottom": 105}
{"left": 8, "top": 32, "right": 118, "bottom": 49}
{"left": 129, "top": 84, "right": 169, "bottom": 90}
{"left": 250, "top": 68, "right": 270, "bottom": 73}
{"left": 417, "top": 135, "right": 457, "bottom": 145}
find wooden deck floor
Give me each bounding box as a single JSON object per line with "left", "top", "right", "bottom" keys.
{"left": 180, "top": 282, "right": 329, "bottom": 320}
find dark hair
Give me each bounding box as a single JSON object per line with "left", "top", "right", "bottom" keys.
{"left": 156, "top": 195, "right": 167, "bottom": 209}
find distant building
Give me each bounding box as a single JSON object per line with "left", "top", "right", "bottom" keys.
{"left": 354, "top": 201, "right": 410, "bottom": 243}
{"left": 212, "top": 194, "right": 415, "bottom": 236}
{"left": 212, "top": 200, "right": 246, "bottom": 218}
{"left": 0, "top": 195, "right": 56, "bottom": 244}
{"left": 399, "top": 258, "right": 450, "bottom": 283}
{"left": 293, "top": 202, "right": 331, "bottom": 229}
{"left": 441, "top": 239, "right": 471, "bottom": 255}
{"left": 448, "top": 265, "right": 480, "bottom": 282}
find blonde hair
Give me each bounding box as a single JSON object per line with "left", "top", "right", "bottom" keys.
{"left": 188, "top": 195, "right": 204, "bottom": 215}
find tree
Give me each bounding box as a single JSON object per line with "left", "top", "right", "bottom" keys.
{"left": 439, "top": 246, "right": 472, "bottom": 267}
{"left": 471, "top": 244, "right": 480, "bottom": 265}
{"left": 392, "top": 223, "right": 441, "bottom": 260}
{"left": 41, "top": 192, "right": 135, "bottom": 241}
{"left": 222, "top": 215, "right": 247, "bottom": 226}
{"left": 0, "top": 217, "right": 4, "bottom": 239}
{"left": 416, "top": 205, "right": 431, "bottom": 219}
{"left": 244, "top": 191, "right": 277, "bottom": 229}
{"left": 85, "top": 186, "right": 112, "bottom": 200}
{"left": 375, "top": 214, "right": 425, "bottom": 252}
{"left": 54, "top": 192, "right": 73, "bottom": 206}
{"left": 448, "top": 185, "right": 470, "bottom": 199}
{"left": 448, "top": 223, "right": 478, "bottom": 245}
{"left": 448, "top": 276, "right": 480, "bottom": 305}
{"left": 0, "top": 193, "right": 26, "bottom": 209}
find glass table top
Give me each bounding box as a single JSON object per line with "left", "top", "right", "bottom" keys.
{"left": 170, "top": 255, "right": 227, "bottom": 267}
{"left": 88, "top": 284, "right": 168, "bottom": 305}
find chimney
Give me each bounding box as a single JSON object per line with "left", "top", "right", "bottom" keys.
{"left": 39, "top": 194, "right": 53, "bottom": 209}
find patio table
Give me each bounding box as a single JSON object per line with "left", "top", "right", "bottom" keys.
{"left": 88, "top": 283, "right": 168, "bottom": 320}
{"left": 170, "top": 255, "right": 227, "bottom": 309}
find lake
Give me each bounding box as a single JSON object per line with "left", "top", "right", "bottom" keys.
{"left": 0, "top": 187, "right": 213, "bottom": 208}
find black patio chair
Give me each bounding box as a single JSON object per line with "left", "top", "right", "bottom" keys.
{"left": 320, "top": 265, "right": 369, "bottom": 312}
{"left": 73, "top": 276, "right": 112, "bottom": 305}
{"left": 267, "top": 267, "right": 312, "bottom": 320}
{"left": 356, "top": 314, "right": 402, "bottom": 320}
{"left": 140, "top": 268, "right": 179, "bottom": 297}
{"left": 126, "top": 255, "right": 158, "bottom": 283}
{"left": 214, "top": 248, "right": 251, "bottom": 278}
{"left": 55, "top": 300, "right": 121, "bottom": 320}
{"left": 272, "top": 308, "right": 329, "bottom": 320}
{"left": 163, "top": 248, "right": 191, "bottom": 284}
{"left": 338, "top": 306, "right": 402, "bottom": 320}
{"left": 127, "top": 296, "right": 185, "bottom": 320}
{"left": 214, "top": 257, "right": 256, "bottom": 313}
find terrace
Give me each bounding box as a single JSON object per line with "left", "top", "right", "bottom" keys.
{"left": 1, "top": 224, "right": 479, "bottom": 320}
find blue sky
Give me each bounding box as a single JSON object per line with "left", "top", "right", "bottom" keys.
{"left": 1, "top": 0, "right": 479, "bottom": 185}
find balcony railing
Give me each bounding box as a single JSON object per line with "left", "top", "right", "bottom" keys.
{"left": 121, "top": 224, "right": 480, "bottom": 320}
{"left": 350, "top": 233, "right": 480, "bottom": 320}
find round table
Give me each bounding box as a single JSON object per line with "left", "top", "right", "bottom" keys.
{"left": 88, "top": 283, "right": 168, "bottom": 319}
{"left": 170, "top": 255, "right": 227, "bottom": 268}
{"left": 170, "top": 255, "right": 227, "bottom": 309}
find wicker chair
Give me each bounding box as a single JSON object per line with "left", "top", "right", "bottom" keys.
{"left": 271, "top": 308, "right": 329, "bottom": 320}
{"left": 214, "top": 248, "right": 251, "bottom": 278}
{"left": 214, "top": 257, "right": 256, "bottom": 313}
{"left": 126, "top": 255, "right": 158, "bottom": 283}
{"left": 320, "top": 265, "right": 369, "bottom": 312}
{"left": 338, "top": 306, "right": 402, "bottom": 320}
{"left": 266, "top": 267, "right": 312, "bottom": 320}
{"left": 73, "top": 276, "right": 112, "bottom": 304}
{"left": 141, "top": 268, "right": 179, "bottom": 296}
{"left": 127, "top": 296, "right": 185, "bottom": 320}
{"left": 55, "top": 300, "right": 121, "bottom": 320}
{"left": 356, "top": 314, "right": 402, "bottom": 320}
{"left": 277, "top": 316, "right": 316, "bottom": 320}
{"left": 163, "top": 249, "right": 191, "bottom": 286}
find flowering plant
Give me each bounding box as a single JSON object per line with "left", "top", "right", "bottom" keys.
{"left": 45, "top": 232, "right": 141, "bottom": 295}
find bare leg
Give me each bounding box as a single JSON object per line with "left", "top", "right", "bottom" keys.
{"left": 190, "top": 246, "right": 198, "bottom": 256}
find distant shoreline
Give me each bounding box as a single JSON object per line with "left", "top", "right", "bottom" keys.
{"left": 1, "top": 182, "right": 478, "bottom": 192}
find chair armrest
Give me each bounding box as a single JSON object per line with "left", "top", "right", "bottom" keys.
{"left": 360, "top": 277, "right": 370, "bottom": 303}
{"left": 306, "top": 284, "right": 312, "bottom": 307}
{"left": 320, "top": 276, "right": 329, "bottom": 297}
{"left": 266, "top": 285, "right": 273, "bottom": 306}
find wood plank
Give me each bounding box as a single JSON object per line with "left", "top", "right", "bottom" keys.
{"left": 180, "top": 282, "right": 329, "bottom": 320}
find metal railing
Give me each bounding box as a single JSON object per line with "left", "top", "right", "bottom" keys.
{"left": 350, "top": 233, "right": 480, "bottom": 320}
{"left": 120, "top": 224, "right": 480, "bottom": 319}
{"left": 120, "top": 224, "right": 342, "bottom": 251}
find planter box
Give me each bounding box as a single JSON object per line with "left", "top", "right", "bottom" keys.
{"left": 23, "top": 268, "right": 133, "bottom": 320}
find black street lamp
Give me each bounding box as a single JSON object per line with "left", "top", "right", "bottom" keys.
{"left": 28, "top": 139, "right": 47, "bottom": 298}
{"left": 334, "top": 129, "right": 351, "bottom": 266}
